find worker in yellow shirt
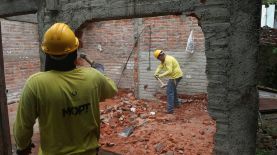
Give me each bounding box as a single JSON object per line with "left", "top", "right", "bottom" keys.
{"left": 154, "top": 49, "right": 183, "bottom": 114}
{"left": 13, "top": 23, "right": 117, "bottom": 155}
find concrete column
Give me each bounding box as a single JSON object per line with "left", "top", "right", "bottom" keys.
{"left": 197, "top": 0, "right": 261, "bottom": 154}
{"left": 0, "top": 21, "right": 12, "bottom": 155}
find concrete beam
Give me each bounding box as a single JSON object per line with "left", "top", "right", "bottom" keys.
{"left": 55, "top": 0, "right": 198, "bottom": 30}
{"left": 0, "top": 0, "right": 38, "bottom": 17}
{"left": 4, "top": 14, "right": 37, "bottom": 23}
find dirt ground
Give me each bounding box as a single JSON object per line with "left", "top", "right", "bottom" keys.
{"left": 8, "top": 90, "right": 216, "bottom": 155}
{"left": 99, "top": 90, "right": 216, "bottom": 155}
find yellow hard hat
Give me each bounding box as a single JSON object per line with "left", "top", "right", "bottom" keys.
{"left": 153, "top": 49, "right": 163, "bottom": 58}
{"left": 41, "top": 23, "right": 79, "bottom": 55}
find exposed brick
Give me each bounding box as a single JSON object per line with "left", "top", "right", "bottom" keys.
{"left": 1, "top": 19, "right": 40, "bottom": 103}
{"left": 2, "top": 16, "right": 206, "bottom": 100}
{"left": 79, "top": 15, "right": 207, "bottom": 99}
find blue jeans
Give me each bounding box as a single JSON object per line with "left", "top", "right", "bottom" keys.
{"left": 166, "top": 77, "right": 182, "bottom": 113}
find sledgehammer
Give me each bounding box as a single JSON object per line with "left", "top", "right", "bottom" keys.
{"left": 79, "top": 53, "right": 94, "bottom": 66}
{"left": 79, "top": 53, "right": 105, "bottom": 73}
{"left": 155, "top": 76, "right": 167, "bottom": 88}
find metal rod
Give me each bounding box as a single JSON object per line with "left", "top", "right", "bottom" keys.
{"left": 0, "top": 21, "right": 12, "bottom": 155}
{"left": 117, "top": 26, "right": 150, "bottom": 86}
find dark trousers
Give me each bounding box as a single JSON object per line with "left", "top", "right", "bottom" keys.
{"left": 166, "top": 77, "right": 182, "bottom": 113}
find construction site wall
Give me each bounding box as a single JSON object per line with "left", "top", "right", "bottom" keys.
{"left": 1, "top": 15, "right": 206, "bottom": 102}
{"left": 0, "top": 0, "right": 260, "bottom": 154}
{"left": 1, "top": 19, "right": 40, "bottom": 103}
{"left": 138, "top": 15, "right": 206, "bottom": 99}
{"left": 81, "top": 15, "right": 207, "bottom": 99}
{"left": 81, "top": 19, "right": 136, "bottom": 89}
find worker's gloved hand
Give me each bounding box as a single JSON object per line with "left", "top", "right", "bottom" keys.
{"left": 16, "top": 143, "right": 35, "bottom": 155}
{"left": 154, "top": 74, "right": 159, "bottom": 79}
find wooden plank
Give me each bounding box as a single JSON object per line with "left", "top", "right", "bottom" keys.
{"left": 259, "top": 98, "right": 277, "bottom": 114}
{"left": 0, "top": 0, "right": 38, "bottom": 17}
{"left": 0, "top": 21, "right": 12, "bottom": 155}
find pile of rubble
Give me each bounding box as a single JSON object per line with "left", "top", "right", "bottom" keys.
{"left": 99, "top": 90, "right": 216, "bottom": 155}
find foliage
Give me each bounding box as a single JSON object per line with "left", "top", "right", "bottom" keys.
{"left": 258, "top": 46, "right": 277, "bottom": 89}
{"left": 273, "top": 47, "right": 277, "bottom": 54}
{"left": 263, "top": 64, "right": 277, "bottom": 89}
{"left": 263, "top": 0, "right": 277, "bottom": 5}
{"left": 256, "top": 149, "right": 271, "bottom": 155}
{"left": 263, "top": 0, "right": 277, "bottom": 8}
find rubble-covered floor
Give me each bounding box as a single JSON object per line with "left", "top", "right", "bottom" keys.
{"left": 99, "top": 90, "right": 216, "bottom": 155}
{"left": 8, "top": 90, "right": 216, "bottom": 155}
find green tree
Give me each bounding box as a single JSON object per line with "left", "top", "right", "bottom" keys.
{"left": 263, "top": 0, "right": 277, "bottom": 6}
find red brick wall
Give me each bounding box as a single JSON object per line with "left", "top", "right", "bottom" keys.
{"left": 140, "top": 15, "right": 205, "bottom": 51}
{"left": 80, "top": 19, "right": 136, "bottom": 89}
{"left": 1, "top": 19, "right": 40, "bottom": 103}
{"left": 138, "top": 15, "right": 206, "bottom": 98}
{"left": 1, "top": 15, "right": 206, "bottom": 102}
{"left": 80, "top": 15, "right": 206, "bottom": 98}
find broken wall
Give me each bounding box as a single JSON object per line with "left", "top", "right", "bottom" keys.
{"left": 0, "top": 0, "right": 262, "bottom": 154}
{"left": 80, "top": 19, "right": 136, "bottom": 89}
{"left": 80, "top": 15, "right": 206, "bottom": 98}
{"left": 35, "top": 0, "right": 260, "bottom": 154}
{"left": 1, "top": 14, "right": 206, "bottom": 102}
{"left": 1, "top": 19, "right": 40, "bottom": 103}
{"left": 138, "top": 15, "right": 206, "bottom": 99}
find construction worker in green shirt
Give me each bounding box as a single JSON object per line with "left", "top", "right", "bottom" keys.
{"left": 13, "top": 23, "right": 117, "bottom": 155}
{"left": 154, "top": 49, "right": 183, "bottom": 114}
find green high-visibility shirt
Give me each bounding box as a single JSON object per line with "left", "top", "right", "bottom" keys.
{"left": 154, "top": 55, "right": 183, "bottom": 79}
{"left": 13, "top": 67, "right": 117, "bottom": 155}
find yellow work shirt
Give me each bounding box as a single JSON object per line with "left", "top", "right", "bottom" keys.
{"left": 13, "top": 67, "right": 117, "bottom": 155}
{"left": 154, "top": 55, "right": 183, "bottom": 79}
